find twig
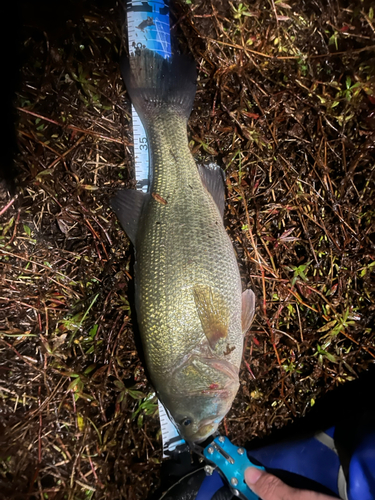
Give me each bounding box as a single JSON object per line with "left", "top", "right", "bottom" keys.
{"left": 0, "top": 196, "right": 17, "bottom": 216}
{"left": 0, "top": 249, "right": 77, "bottom": 283}
{"left": 17, "top": 107, "right": 129, "bottom": 145}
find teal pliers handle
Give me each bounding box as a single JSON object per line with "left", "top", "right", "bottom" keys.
{"left": 203, "top": 435, "right": 265, "bottom": 500}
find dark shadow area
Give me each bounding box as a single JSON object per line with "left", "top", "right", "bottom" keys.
{"left": 246, "top": 364, "right": 375, "bottom": 448}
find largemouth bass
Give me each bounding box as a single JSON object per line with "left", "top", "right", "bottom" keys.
{"left": 112, "top": 49, "right": 255, "bottom": 442}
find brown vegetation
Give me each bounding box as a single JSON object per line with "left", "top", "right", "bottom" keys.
{"left": 0, "top": 0, "right": 374, "bottom": 498}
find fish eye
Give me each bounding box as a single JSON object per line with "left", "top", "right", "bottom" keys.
{"left": 180, "top": 418, "right": 192, "bottom": 427}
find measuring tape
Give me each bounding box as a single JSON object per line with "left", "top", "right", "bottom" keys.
{"left": 158, "top": 400, "right": 186, "bottom": 457}
{"left": 125, "top": 0, "right": 171, "bottom": 192}
{"left": 126, "top": 1, "right": 183, "bottom": 454}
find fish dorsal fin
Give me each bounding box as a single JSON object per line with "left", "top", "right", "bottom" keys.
{"left": 197, "top": 163, "right": 225, "bottom": 219}
{"left": 110, "top": 189, "right": 148, "bottom": 246}
{"left": 242, "top": 289, "right": 256, "bottom": 334}
{"left": 193, "top": 285, "right": 229, "bottom": 349}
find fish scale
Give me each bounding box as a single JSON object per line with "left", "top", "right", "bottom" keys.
{"left": 137, "top": 119, "right": 241, "bottom": 367}
{"left": 111, "top": 49, "right": 255, "bottom": 442}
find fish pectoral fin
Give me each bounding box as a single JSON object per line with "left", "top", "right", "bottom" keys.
{"left": 111, "top": 189, "right": 148, "bottom": 246}
{"left": 193, "top": 285, "right": 229, "bottom": 349}
{"left": 197, "top": 163, "right": 225, "bottom": 219}
{"left": 242, "top": 289, "right": 256, "bottom": 334}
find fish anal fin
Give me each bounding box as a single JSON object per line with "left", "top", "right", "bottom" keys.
{"left": 193, "top": 285, "right": 229, "bottom": 349}
{"left": 242, "top": 289, "right": 256, "bottom": 334}
{"left": 110, "top": 189, "right": 148, "bottom": 246}
{"left": 197, "top": 162, "right": 225, "bottom": 218}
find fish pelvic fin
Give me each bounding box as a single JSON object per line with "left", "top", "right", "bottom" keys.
{"left": 242, "top": 289, "right": 256, "bottom": 334}
{"left": 193, "top": 285, "right": 229, "bottom": 349}
{"left": 121, "top": 49, "right": 197, "bottom": 125}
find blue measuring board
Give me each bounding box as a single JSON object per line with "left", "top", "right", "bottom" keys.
{"left": 126, "top": 0, "right": 171, "bottom": 192}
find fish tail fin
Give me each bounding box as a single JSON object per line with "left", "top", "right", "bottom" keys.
{"left": 121, "top": 49, "right": 197, "bottom": 124}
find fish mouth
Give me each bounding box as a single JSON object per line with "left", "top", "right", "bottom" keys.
{"left": 188, "top": 418, "right": 219, "bottom": 443}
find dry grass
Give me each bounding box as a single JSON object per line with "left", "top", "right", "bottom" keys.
{"left": 0, "top": 0, "right": 374, "bottom": 498}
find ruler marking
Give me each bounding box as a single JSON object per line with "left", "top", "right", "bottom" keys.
{"left": 127, "top": 0, "right": 182, "bottom": 448}
{"left": 158, "top": 400, "right": 185, "bottom": 457}
{"left": 126, "top": 0, "right": 171, "bottom": 192}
